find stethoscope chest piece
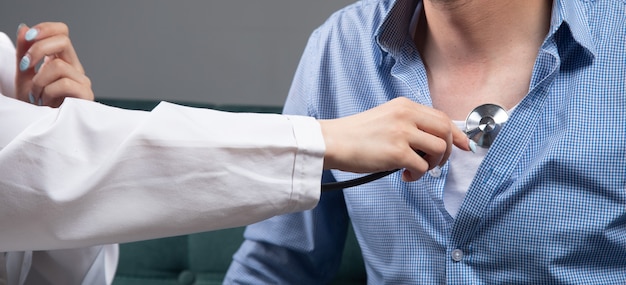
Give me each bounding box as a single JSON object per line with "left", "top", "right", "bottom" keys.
{"left": 465, "top": 104, "right": 509, "bottom": 148}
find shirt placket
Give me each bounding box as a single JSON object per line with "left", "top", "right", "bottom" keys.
{"left": 443, "top": 33, "right": 562, "bottom": 284}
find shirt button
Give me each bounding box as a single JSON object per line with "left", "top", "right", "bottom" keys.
{"left": 429, "top": 166, "right": 442, "bottom": 177}
{"left": 451, "top": 249, "right": 464, "bottom": 262}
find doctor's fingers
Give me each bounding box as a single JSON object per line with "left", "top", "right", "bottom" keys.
{"left": 408, "top": 128, "right": 451, "bottom": 170}
{"left": 412, "top": 111, "right": 456, "bottom": 162}
{"left": 31, "top": 59, "right": 93, "bottom": 107}
{"left": 17, "top": 22, "right": 82, "bottom": 74}
{"left": 413, "top": 108, "right": 472, "bottom": 165}
{"left": 18, "top": 33, "right": 84, "bottom": 75}
{"left": 378, "top": 127, "right": 452, "bottom": 182}
{"left": 394, "top": 143, "right": 430, "bottom": 182}
{"left": 382, "top": 120, "right": 449, "bottom": 182}
{"left": 31, "top": 57, "right": 92, "bottom": 97}
{"left": 381, "top": 97, "right": 465, "bottom": 168}
{"left": 35, "top": 77, "right": 93, "bottom": 108}
{"left": 15, "top": 23, "right": 33, "bottom": 58}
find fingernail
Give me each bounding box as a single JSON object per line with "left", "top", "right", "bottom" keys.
{"left": 16, "top": 23, "right": 26, "bottom": 36}
{"left": 19, "top": 54, "right": 30, "bottom": 71}
{"left": 28, "top": 92, "right": 35, "bottom": 104}
{"left": 38, "top": 97, "right": 43, "bottom": 106}
{"left": 469, "top": 140, "right": 477, "bottom": 153}
{"left": 25, "top": 28, "right": 38, "bottom": 41}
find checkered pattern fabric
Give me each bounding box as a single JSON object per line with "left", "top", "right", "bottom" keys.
{"left": 225, "top": 0, "right": 626, "bottom": 284}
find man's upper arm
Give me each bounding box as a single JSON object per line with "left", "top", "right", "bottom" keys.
{"left": 224, "top": 187, "right": 350, "bottom": 284}
{"left": 223, "top": 27, "right": 351, "bottom": 284}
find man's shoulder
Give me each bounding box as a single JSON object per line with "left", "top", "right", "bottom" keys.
{"left": 569, "top": 0, "right": 626, "bottom": 31}
{"left": 316, "top": 0, "right": 394, "bottom": 31}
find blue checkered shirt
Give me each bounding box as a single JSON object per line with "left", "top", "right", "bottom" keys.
{"left": 225, "top": 0, "right": 626, "bottom": 284}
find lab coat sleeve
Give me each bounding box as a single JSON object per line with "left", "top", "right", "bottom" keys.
{"left": 0, "top": 96, "right": 325, "bottom": 251}
{"left": 0, "top": 32, "right": 16, "bottom": 98}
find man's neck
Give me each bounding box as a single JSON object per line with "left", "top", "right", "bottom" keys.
{"left": 417, "top": 0, "right": 552, "bottom": 67}
{"left": 415, "top": 0, "right": 553, "bottom": 120}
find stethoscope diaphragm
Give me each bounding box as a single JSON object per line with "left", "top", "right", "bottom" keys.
{"left": 465, "top": 104, "right": 508, "bottom": 148}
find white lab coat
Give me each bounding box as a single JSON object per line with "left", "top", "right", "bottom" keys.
{"left": 0, "top": 32, "right": 324, "bottom": 284}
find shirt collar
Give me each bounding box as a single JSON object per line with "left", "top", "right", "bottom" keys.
{"left": 374, "top": 0, "right": 419, "bottom": 61}
{"left": 549, "top": 0, "right": 597, "bottom": 58}
{"left": 373, "top": 0, "right": 597, "bottom": 63}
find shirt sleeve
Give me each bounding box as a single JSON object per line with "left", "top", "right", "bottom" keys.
{"left": 0, "top": 95, "right": 325, "bottom": 251}
{"left": 223, "top": 28, "right": 350, "bottom": 284}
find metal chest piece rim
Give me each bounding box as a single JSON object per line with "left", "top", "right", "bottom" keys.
{"left": 465, "top": 103, "right": 509, "bottom": 148}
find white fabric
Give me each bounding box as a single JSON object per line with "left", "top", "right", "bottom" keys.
{"left": 443, "top": 121, "right": 488, "bottom": 217}
{"left": 0, "top": 32, "right": 15, "bottom": 98}
{"left": 0, "top": 32, "right": 325, "bottom": 284}
{"left": 5, "top": 252, "right": 30, "bottom": 285}
{"left": 23, "top": 246, "right": 112, "bottom": 285}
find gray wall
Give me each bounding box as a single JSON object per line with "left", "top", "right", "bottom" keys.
{"left": 0, "top": 1, "right": 355, "bottom": 106}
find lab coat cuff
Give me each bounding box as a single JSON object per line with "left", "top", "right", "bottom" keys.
{"left": 285, "top": 115, "right": 325, "bottom": 211}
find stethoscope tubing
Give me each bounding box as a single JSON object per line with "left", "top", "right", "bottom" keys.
{"left": 321, "top": 169, "right": 399, "bottom": 191}
{"left": 321, "top": 150, "right": 425, "bottom": 192}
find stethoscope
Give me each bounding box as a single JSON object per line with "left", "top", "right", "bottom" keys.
{"left": 321, "top": 104, "right": 509, "bottom": 192}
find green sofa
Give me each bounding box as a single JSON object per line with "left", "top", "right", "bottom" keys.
{"left": 97, "top": 99, "right": 366, "bottom": 285}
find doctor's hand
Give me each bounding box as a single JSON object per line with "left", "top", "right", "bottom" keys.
{"left": 15, "top": 22, "right": 93, "bottom": 107}
{"left": 319, "top": 97, "right": 471, "bottom": 182}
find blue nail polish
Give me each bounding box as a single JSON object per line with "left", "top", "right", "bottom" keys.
{"left": 19, "top": 55, "right": 30, "bottom": 71}
{"left": 469, "top": 140, "right": 477, "bottom": 153}
{"left": 17, "top": 23, "right": 26, "bottom": 36}
{"left": 28, "top": 92, "right": 35, "bottom": 104}
{"left": 38, "top": 97, "right": 43, "bottom": 106}
{"left": 25, "top": 28, "right": 38, "bottom": 41}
